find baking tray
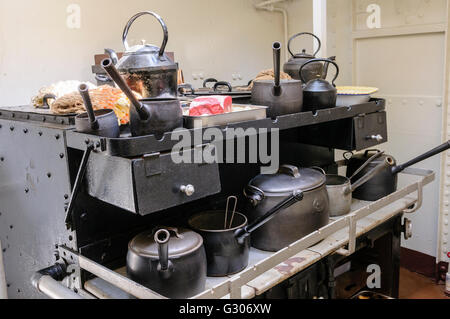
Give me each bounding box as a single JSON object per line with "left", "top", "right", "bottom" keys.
{"left": 183, "top": 104, "right": 267, "bottom": 129}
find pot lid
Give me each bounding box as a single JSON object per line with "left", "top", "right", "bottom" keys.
{"left": 128, "top": 227, "right": 203, "bottom": 258}
{"left": 293, "top": 49, "right": 315, "bottom": 59}
{"left": 248, "top": 165, "right": 325, "bottom": 195}
{"left": 286, "top": 50, "right": 316, "bottom": 65}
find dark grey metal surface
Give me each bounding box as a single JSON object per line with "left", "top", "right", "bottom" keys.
{"left": 66, "top": 99, "right": 386, "bottom": 157}
{"left": 298, "top": 111, "right": 388, "bottom": 151}
{"left": 0, "top": 105, "right": 76, "bottom": 125}
{"left": 0, "top": 119, "right": 75, "bottom": 298}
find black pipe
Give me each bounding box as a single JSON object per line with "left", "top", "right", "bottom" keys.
{"left": 392, "top": 140, "right": 450, "bottom": 175}
{"left": 37, "top": 263, "right": 67, "bottom": 281}
{"left": 272, "top": 42, "right": 282, "bottom": 96}
{"left": 78, "top": 84, "right": 99, "bottom": 130}
{"left": 101, "top": 58, "right": 149, "bottom": 120}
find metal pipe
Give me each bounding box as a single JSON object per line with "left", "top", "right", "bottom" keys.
{"left": 76, "top": 252, "right": 166, "bottom": 299}
{"left": 254, "top": 0, "right": 286, "bottom": 8}
{"left": 0, "top": 241, "right": 7, "bottom": 299}
{"left": 254, "top": 1, "right": 289, "bottom": 62}
{"left": 34, "top": 275, "right": 83, "bottom": 299}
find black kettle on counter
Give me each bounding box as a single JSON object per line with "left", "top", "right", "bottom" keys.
{"left": 251, "top": 42, "right": 304, "bottom": 118}
{"left": 300, "top": 58, "right": 339, "bottom": 112}
{"left": 127, "top": 227, "right": 207, "bottom": 298}
{"left": 346, "top": 141, "right": 450, "bottom": 201}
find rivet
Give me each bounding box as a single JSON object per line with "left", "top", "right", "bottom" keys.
{"left": 47, "top": 173, "right": 51, "bottom": 178}
{"left": 64, "top": 194, "right": 69, "bottom": 200}
{"left": 0, "top": 157, "right": 4, "bottom": 162}
{"left": 96, "top": 141, "right": 101, "bottom": 148}
{"left": 85, "top": 139, "right": 90, "bottom": 145}
{"left": 80, "top": 213, "right": 88, "bottom": 221}
{"left": 24, "top": 188, "right": 29, "bottom": 193}
{"left": 55, "top": 134, "right": 60, "bottom": 140}
{"left": 9, "top": 126, "right": 14, "bottom": 131}
{"left": 59, "top": 153, "right": 64, "bottom": 159}
{"left": 23, "top": 129, "right": 28, "bottom": 134}
{"left": 38, "top": 131, "right": 43, "bottom": 136}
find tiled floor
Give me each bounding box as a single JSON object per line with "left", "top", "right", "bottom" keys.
{"left": 399, "top": 268, "right": 449, "bottom": 299}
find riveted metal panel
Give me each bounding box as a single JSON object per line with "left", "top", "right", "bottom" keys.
{"left": 0, "top": 119, "right": 74, "bottom": 298}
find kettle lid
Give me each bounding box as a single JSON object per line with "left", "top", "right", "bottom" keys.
{"left": 248, "top": 165, "right": 325, "bottom": 195}
{"left": 129, "top": 227, "right": 203, "bottom": 258}
{"left": 118, "top": 43, "right": 177, "bottom": 71}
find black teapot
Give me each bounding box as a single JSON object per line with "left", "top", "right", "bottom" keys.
{"left": 300, "top": 58, "right": 339, "bottom": 112}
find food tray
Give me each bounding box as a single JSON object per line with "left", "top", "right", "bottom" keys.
{"left": 183, "top": 104, "right": 268, "bottom": 129}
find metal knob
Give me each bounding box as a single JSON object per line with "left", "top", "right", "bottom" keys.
{"left": 180, "top": 185, "right": 195, "bottom": 197}
{"left": 402, "top": 218, "right": 412, "bottom": 240}
{"left": 366, "top": 134, "right": 384, "bottom": 142}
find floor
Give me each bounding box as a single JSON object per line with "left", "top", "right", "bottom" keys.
{"left": 399, "top": 268, "right": 449, "bottom": 299}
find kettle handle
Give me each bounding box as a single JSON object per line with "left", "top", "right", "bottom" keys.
{"left": 203, "top": 78, "right": 218, "bottom": 88}
{"left": 213, "top": 81, "right": 233, "bottom": 93}
{"left": 287, "top": 32, "right": 321, "bottom": 58}
{"left": 122, "top": 11, "right": 168, "bottom": 57}
{"left": 299, "top": 58, "right": 339, "bottom": 86}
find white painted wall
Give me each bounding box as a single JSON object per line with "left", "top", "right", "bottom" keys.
{"left": 328, "top": 0, "right": 448, "bottom": 258}
{"left": 0, "top": 0, "right": 285, "bottom": 106}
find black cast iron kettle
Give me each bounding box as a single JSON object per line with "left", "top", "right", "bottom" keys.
{"left": 101, "top": 58, "right": 182, "bottom": 137}
{"left": 300, "top": 58, "right": 339, "bottom": 112}
{"left": 251, "top": 42, "right": 303, "bottom": 118}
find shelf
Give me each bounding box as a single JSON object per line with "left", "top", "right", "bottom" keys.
{"left": 65, "top": 99, "right": 385, "bottom": 156}
{"left": 78, "top": 167, "right": 434, "bottom": 299}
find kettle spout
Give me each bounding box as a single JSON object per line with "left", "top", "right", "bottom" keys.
{"left": 154, "top": 229, "right": 172, "bottom": 273}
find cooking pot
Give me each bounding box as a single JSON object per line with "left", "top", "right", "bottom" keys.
{"left": 102, "top": 58, "right": 183, "bottom": 138}
{"left": 326, "top": 156, "right": 394, "bottom": 217}
{"left": 283, "top": 32, "right": 336, "bottom": 83}
{"left": 252, "top": 42, "right": 303, "bottom": 118}
{"left": 189, "top": 193, "right": 303, "bottom": 276}
{"left": 244, "top": 165, "right": 329, "bottom": 252}
{"left": 346, "top": 141, "right": 450, "bottom": 201}
{"left": 110, "top": 11, "right": 178, "bottom": 98}
{"left": 301, "top": 58, "right": 339, "bottom": 112}
{"left": 76, "top": 83, "right": 120, "bottom": 138}
{"left": 127, "top": 227, "right": 207, "bottom": 299}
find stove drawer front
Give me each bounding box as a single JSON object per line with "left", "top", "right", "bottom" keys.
{"left": 296, "top": 111, "right": 388, "bottom": 151}
{"left": 86, "top": 149, "right": 221, "bottom": 215}
{"left": 353, "top": 111, "right": 388, "bottom": 151}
